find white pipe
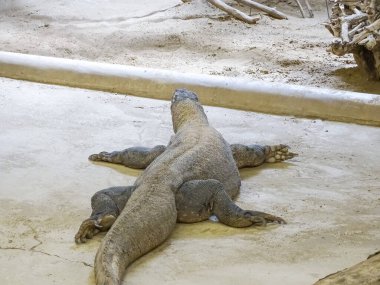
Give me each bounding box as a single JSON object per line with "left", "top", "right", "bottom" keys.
{"left": 0, "top": 51, "right": 379, "bottom": 126}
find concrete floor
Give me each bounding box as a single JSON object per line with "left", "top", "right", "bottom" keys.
{"left": 0, "top": 77, "right": 379, "bottom": 285}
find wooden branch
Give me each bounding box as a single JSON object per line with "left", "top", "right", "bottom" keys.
{"left": 339, "top": 13, "right": 369, "bottom": 42}
{"left": 329, "top": 41, "right": 352, "bottom": 55}
{"left": 359, "top": 34, "right": 377, "bottom": 49}
{"left": 341, "top": 21, "right": 350, "bottom": 42}
{"left": 348, "top": 22, "right": 366, "bottom": 37}
{"left": 207, "top": 0, "right": 260, "bottom": 24}
{"left": 352, "top": 18, "right": 380, "bottom": 44}
{"left": 304, "top": 0, "right": 314, "bottom": 17}
{"left": 329, "top": 19, "right": 342, "bottom": 37}
{"left": 293, "top": 0, "right": 313, "bottom": 18}
{"left": 368, "top": 0, "right": 377, "bottom": 22}
{"left": 339, "top": 3, "right": 347, "bottom": 16}
{"left": 234, "top": 0, "right": 288, "bottom": 20}
{"left": 324, "top": 22, "right": 335, "bottom": 35}
{"left": 344, "top": 13, "right": 369, "bottom": 25}
{"left": 295, "top": 0, "right": 306, "bottom": 18}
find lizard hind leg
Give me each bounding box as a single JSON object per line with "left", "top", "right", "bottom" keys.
{"left": 212, "top": 189, "right": 286, "bottom": 227}
{"left": 175, "top": 180, "right": 217, "bottom": 223}
{"left": 75, "top": 215, "right": 116, "bottom": 243}
{"left": 175, "top": 179, "right": 285, "bottom": 227}
{"left": 75, "top": 186, "right": 135, "bottom": 243}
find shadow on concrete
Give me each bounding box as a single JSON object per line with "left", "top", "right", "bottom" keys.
{"left": 239, "top": 162, "right": 297, "bottom": 180}
{"left": 330, "top": 67, "right": 380, "bottom": 95}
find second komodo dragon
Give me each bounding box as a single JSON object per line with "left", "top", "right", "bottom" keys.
{"left": 75, "top": 88, "right": 297, "bottom": 285}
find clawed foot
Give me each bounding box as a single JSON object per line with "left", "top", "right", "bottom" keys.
{"left": 243, "top": 210, "right": 286, "bottom": 226}
{"left": 265, "top": 144, "right": 298, "bottom": 163}
{"left": 75, "top": 215, "right": 116, "bottom": 244}
{"left": 75, "top": 219, "right": 101, "bottom": 243}
{"left": 88, "top": 151, "right": 116, "bottom": 162}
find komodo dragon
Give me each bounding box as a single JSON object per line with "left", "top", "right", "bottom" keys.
{"left": 75, "top": 88, "right": 297, "bottom": 285}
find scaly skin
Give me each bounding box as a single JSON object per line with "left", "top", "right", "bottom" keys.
{"left": 76, "top": 89, "right": 297, "bottom": 285}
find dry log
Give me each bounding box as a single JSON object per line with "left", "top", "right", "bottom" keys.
{"left": 304, "top": 0, "right": 314, "bottom": 17}
{"left": 340, "top": 13, "right": 369, "bottom": 42}
{"left": 329, "top": 41, "right": 351, "bottom": 55}
{"left": 234, "top": 0, "right": 288, "bottom": 19}
{"left": 352, "top": 19, "right": 380, "bottom": 44}
{"left": 348, "top": 22, "right": 366, "bottom": 37}
{"left": 313, "top": 251, "right": 380, "bottom": 285}
{"left": 206, "top": 0, "right": 260, "bottom": 24}
{"left": 199, "top": 0, "right": 304, "bottom": 23}
{"left": 294, "top": 0, "right": 314, "bottom": 18}
{"left": 295, "top": 0, "right": 306, "bottom": 18}
{"left": 339, "top": 3, "right": 347, "bottom": 16}
{"left": 341, "top": 21, "right": 350, "bottom": 42}
{"left": 326, "top": 0, "right": 380, "bottom": 79}
{"left": 359, "top": 34, "right": 377, "bottom": 49}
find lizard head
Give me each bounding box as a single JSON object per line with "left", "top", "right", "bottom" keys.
{"left": 170, "top": 89, "right": 208, "bottom": 133}
{"left": 171, "top": 88, "right": 199, "bottom": 103}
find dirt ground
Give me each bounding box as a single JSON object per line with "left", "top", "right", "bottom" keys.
{"left": 1, "top": 0, "right": 380, "bottom": 94}
{"left": 0, "top": 77, "right": 379, "bottom": 285}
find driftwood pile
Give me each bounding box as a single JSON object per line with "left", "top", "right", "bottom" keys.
{"left": 205, "top": 0, "right": 313, "bottom": 24}
{"left": 325, "top": 0, "right": 380, "bottom": 79}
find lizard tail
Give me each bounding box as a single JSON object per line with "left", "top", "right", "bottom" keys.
{"left": 94, "top": 186, "right": 177, "bottom": 285}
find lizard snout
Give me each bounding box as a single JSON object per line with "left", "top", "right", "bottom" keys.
{"left": 172, "top": 89, "right": 199, "bottom": 103}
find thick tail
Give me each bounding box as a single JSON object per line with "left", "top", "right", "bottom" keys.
{"left": 94, "top": 186, "right": 177, "bottom": 285}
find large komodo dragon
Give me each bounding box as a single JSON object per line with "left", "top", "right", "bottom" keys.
{"left": 75, "top": 88, "right": 297, "bottom": 285}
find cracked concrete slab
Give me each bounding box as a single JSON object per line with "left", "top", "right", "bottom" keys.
{"left": 0, "top": 77, "right": 379, "bottom": 285}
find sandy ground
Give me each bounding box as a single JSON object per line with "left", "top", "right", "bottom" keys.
{"left": 1, "top": 0, "right": 380, "bottom": 94}
{"left": 0, "top": 77, "right": 379, "bottom": 285}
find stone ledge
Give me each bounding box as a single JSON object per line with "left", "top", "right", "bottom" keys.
{"left": 0, "top": 51, "right": 379, "bottom": 126}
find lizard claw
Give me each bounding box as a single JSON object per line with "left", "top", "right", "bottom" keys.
{"left": 75, "top": 215, "right": 116, "bottom": 244}
{"left": 248, "top": 215, "right": 267, "bottom": 226}
{"left": 265, "top": 144, "right": 298, "bottom": 163}
{"left": 75, "top": 219, "right": 100, "bottom": 244}
{"left": 88, "top": 151, "right": 113, "bottom": 162}
{"left": 243, "top": 210, "right": 286, "bottom": 226}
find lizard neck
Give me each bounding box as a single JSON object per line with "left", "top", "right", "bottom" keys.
{"left": 171, "top": 100, "right": 209, "bottom": 133}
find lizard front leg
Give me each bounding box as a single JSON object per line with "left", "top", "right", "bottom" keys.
{"left": 88, "top": 145, "right": 166, "bottom": 169}
{"left": 75, "top": 186, "right": 136, "bottom": 243}
{"left": 176, "top": 179, "right": 285, "bottom": 227}
{"left": 231, "top": 144, "right": 297, "bottom": 168}
{"left": 88, "top": 144, "right": 296, "bottom": 170}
